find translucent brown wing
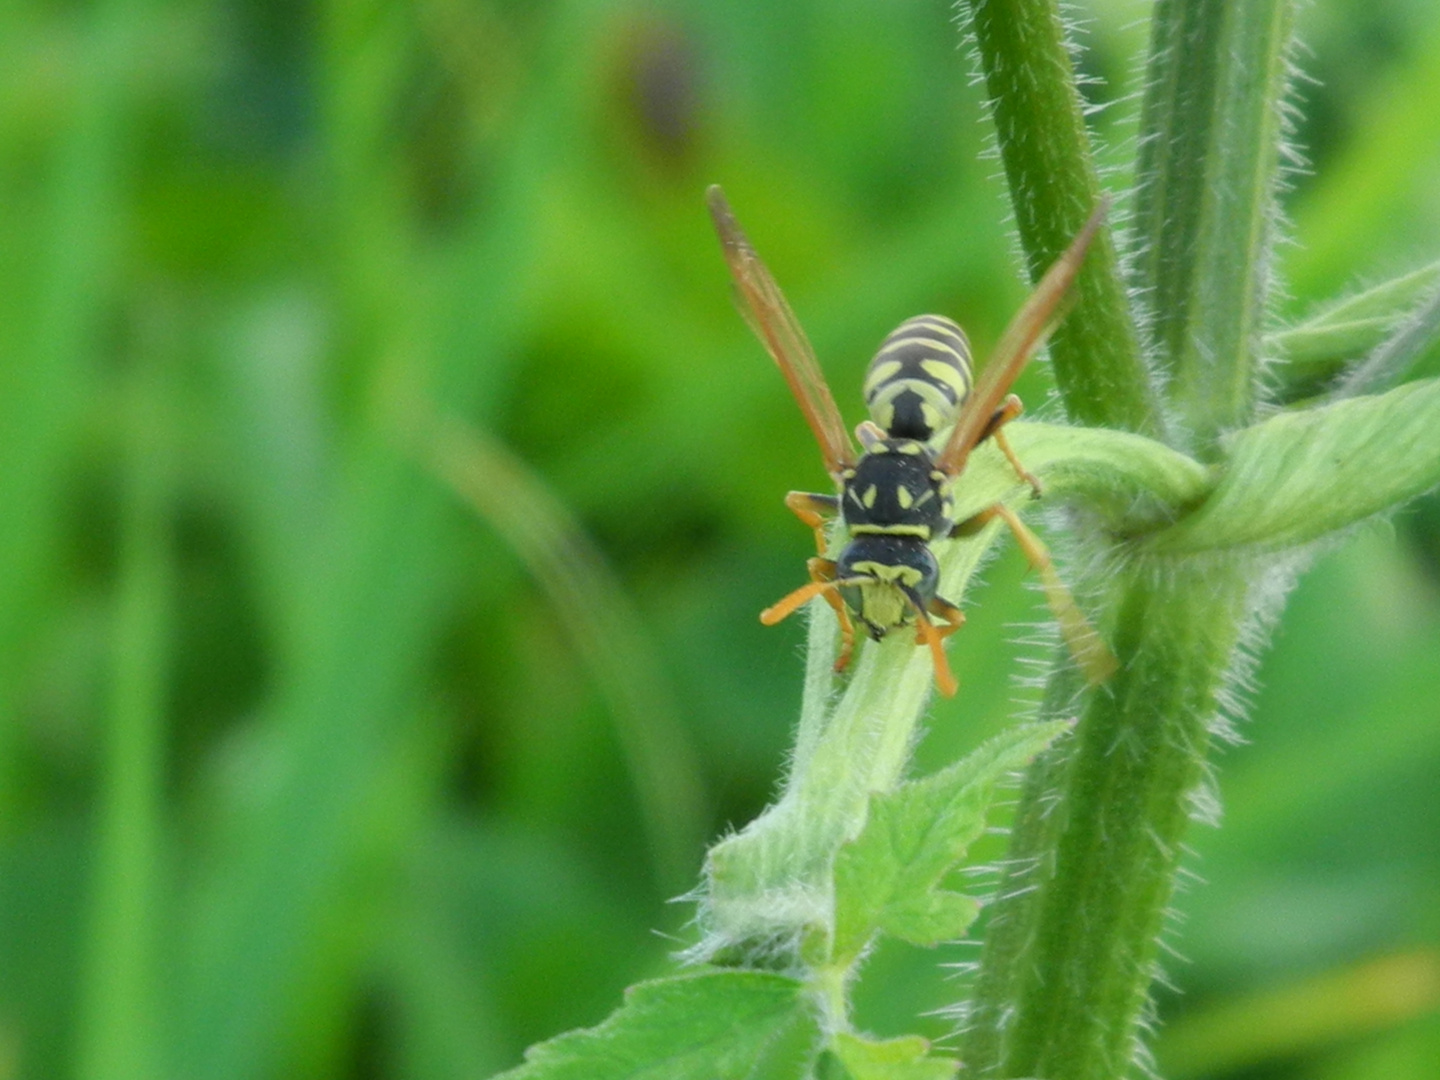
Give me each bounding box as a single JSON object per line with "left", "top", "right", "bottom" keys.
{"left": 934, "top": 199, "right": 1108, "bottom": 478}
{"left": 707, "top": 185, "right": 856, "bottom": 476}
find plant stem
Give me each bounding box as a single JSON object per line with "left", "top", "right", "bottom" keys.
{"left": 1131, "top": 0, "right": 1298, "bottom": 455}
{"left": 961, "top": 1, "right": 1299, "bottom": 1075}
{"left": 964, "top": 564, "right": 1251, "bottom": 1078}
{"left": 965, "top": 0, "right": 1161, "bottom": 436}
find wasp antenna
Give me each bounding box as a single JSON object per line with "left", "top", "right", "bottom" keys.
{"left": 759, "top": 580, "right": 835, "bottom": 626}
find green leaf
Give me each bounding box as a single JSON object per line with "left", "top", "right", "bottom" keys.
{"left": 826, "top": 1032, "right": 958, "bottom": 1080}
{"left": 1332, "top": 286, "right": 1440, "bottom": 399}
{"left": 984, "top": 423, "right": 1212, "bottom": 533}
{"left": 1149, "top": 377, "right": 1440, "bottom": 553}
{"left": 830, "top": 722, "right": 1070, "bottom": 964}
{"left": 1270, "top": 261, "right": 1440, "bottom": 372}
{"left": 493, "top": 970, "right": 820, "bottom": 1080}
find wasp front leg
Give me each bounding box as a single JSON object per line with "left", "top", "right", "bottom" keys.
{"left": 926, "top": 595, "right": 966, "bottom": 639}
{"left": 785, "top": 490, "right": 841, "bottom": 556}
{"left": 759, "top": 555, "right": 859, "bottom": 673}
{"left": 901, "top": 588, "right": 962, "bottom": 698}
{"left": 979, "top": 394, "right": 1042, "bottom": 498}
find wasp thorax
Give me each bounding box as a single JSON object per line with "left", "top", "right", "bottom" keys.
{"left": 841, "top": 440, "right": 951, "bottom": 541}
{"left": 863, "top": 314, "right": 973, "bottom": 441}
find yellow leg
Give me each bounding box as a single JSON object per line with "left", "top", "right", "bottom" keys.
{"left": 785, "top": 490, "right": 840, "bottom": 556}
{"left": 985, "top": 395, "right": 1042, "bottom": 497}
{"left": 988, "top": 502, "right": 1118, "bottom": 685}
{"left": 806, "top": 557, "right": 857, "bottom": 672}
{"left": 907, "top": 601, "right": 959, "bottom": 698}
{"left": 760, "top": 559, "right": 864, "bottom": 673}
{"left": 927, "top": 595, "right": 966, "bottom": 639}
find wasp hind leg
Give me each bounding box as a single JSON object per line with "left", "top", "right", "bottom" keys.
{"left": 760, "top": 556, "right": 860, "bottom": 673}
{"left": 966, "top": 502, "right": 1118, "bottom": 685}
{"left": 785, "top": 491, "right": 841, "bottom": 556}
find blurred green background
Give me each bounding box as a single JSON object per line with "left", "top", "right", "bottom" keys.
{"left": 2, "top": 1, "right": 1439, "bottom": 1078}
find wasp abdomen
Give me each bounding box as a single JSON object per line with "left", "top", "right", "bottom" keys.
{"left": 863, "top": 315, "right": 972, "bottom": 441}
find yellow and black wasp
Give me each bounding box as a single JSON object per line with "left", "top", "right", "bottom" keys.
{"left": 707, "top": 185, "right": 1116, "bottom": 697}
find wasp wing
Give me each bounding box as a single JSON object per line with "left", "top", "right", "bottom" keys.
{"left": 935, "top": 200, "right": 1108, "bottom": 478}
{"left": 707, "top": 185, "right": 856, "bottom": 476}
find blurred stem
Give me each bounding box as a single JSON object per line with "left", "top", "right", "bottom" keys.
{"left": 1131, "top": 0, "right": 1297, "bottom": 456}
{"left": 0, "top": 0, "right": 132, "bottom": 830}
{"left": 428, "top": 418, "right": 706, "bottom": 894}
{"left": 963, "top": 0, "right": 1160, "bottom": 436}
{"left": 77, "top": 345, "right": 172, "bottom": 1080}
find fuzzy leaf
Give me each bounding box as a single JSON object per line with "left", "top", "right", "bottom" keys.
{"left": 493, "top": 970, "right": 819, "bottom": 1080}
{"left": 996, "top": 422, "right": 1212, "bottom": 530}
{"left": 831, "top": 722, "right": 1069, "bottom": 964}
{"left": 944, "top": 422, "right": 1210, "bottom": 536}
{"left": 1270, "top": 261, "right": 1440, "bottom": 371}
{"left": 826, "top": 1032, "right": 958, "bottom": 1080}
{"left": 1332, "top": 286, "right": 1440, "bottom": 398}
{"left": 1149, "top": 377, "right": 1440, "bottom": 553}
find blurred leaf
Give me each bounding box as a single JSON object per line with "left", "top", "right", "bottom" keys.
{"left": 494, "top": 970, "right": 818, "bottom": 1080}
{"left": 76, "top": 324, "right": 173, "bottom": 1080}
{"left": 427, "top": 417, "right": 704, "bottom": 894}
{"left": 1271, "top": 261, "right": 1440, "bottom": 373}
{"left": 827, "top": 1031, "right": 957, "bottom": 1080}
{"left": 1332, "top": 284, "right": 1440, "bottom": 398}
{"left": 1157, "top": 951, "right": 1440, "bottom": 1078}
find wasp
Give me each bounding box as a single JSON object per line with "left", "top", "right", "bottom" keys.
{"left": 707, "top": 185, "right": 1117, "bottom": 697}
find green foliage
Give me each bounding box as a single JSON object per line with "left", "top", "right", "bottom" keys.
{"left": 494, "top": 971, "right": 818, "bottom": 1080}
{"left": 831, "top": 723, "right": 1069, "bottom": 964}
{"left": 1271, "top": 262, "right": 1440, "bottom": 375}
{"left": 825, "top": 1032, "right": 957, "bottom": 1080}
{"left": 1152, "top": 377, "right": 1440, "bottom": 553}
{"left": 508, "top": 720, "right": 1067, "bottom": 1076}
{"left": 4, "top": 2, "right": 1440, "bottom": 1080}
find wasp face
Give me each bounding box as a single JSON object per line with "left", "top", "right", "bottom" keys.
{"left": 836, "top": 535, "right": 940, "bottom": 639}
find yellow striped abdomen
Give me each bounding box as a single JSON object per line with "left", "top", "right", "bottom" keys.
{"left": 862, "top": 314, "right": 972, "bottom": 441}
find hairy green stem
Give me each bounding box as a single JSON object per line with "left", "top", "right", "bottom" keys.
{"left": 1132, "top": 0, "right": 1298, "bottom": 454}
{"left": 961, "top": 1, "right": 1299, "bottom": 1076}
{"left": 964, "top": 0, "right": 1160, "bottom": 436}
{"left": 698, "top": 517, "right": 1005, "bottom": 963}
{"left": 965, "top": 564, "right": 1252, "bottom": 1078}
